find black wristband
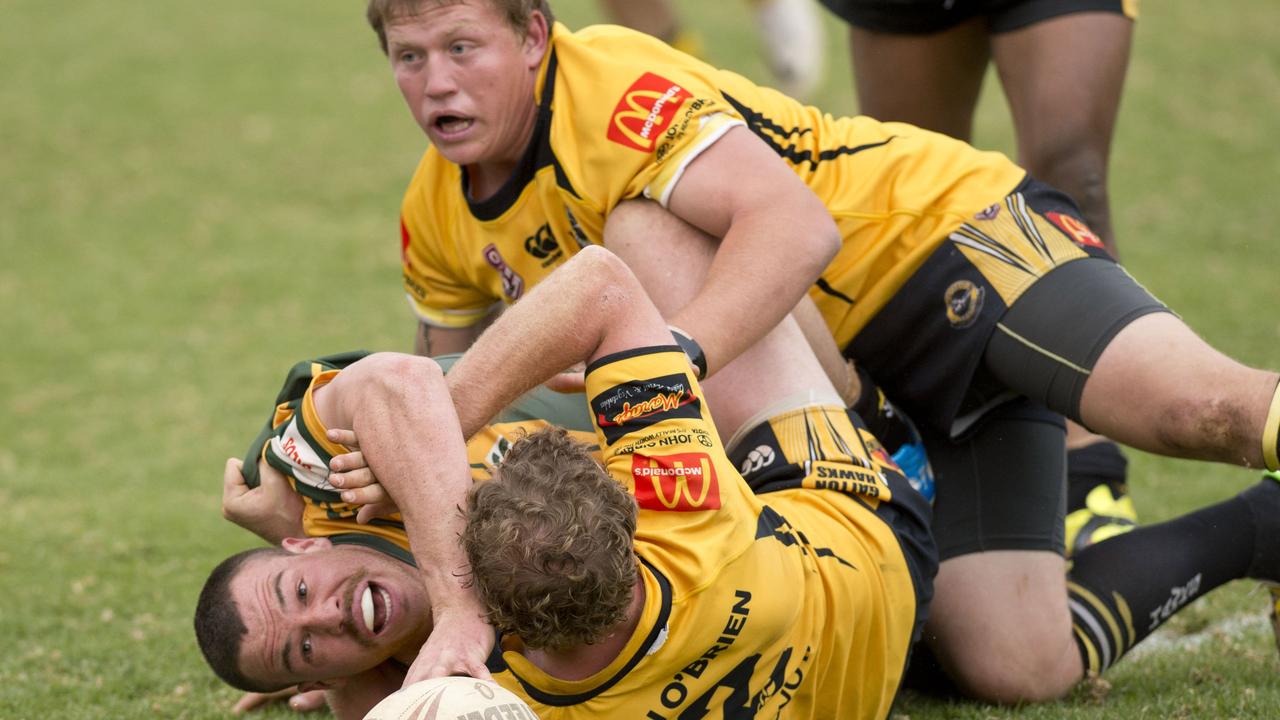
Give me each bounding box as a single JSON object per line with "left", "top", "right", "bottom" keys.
{"left": 669, "top": 326, "right": 707, "bottom": 380}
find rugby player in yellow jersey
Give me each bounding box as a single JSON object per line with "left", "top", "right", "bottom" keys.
{"left": 369, "top": 0, "right": 1280, "bottom": 702}
{"left": 195, "top": 246, "right": 937, "bottom": 719}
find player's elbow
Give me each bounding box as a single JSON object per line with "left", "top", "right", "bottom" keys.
{"left": 360, "top": 352, "right": 445, "bottom": 402}
{"left": 796, "top": 194, "right": 841, "bottom": 270}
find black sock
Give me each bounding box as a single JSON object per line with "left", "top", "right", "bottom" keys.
{"left": 1066, "top": 440, "right": 1129, "bottom": 513}
{"left": 1067, "top": 487, "right": 1265, "bottom": 674}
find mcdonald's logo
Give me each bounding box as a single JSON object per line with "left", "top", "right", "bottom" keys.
{"left": 632, "top": 452, "right": 720, "bottom": 511}
{"left": 1045, "top": 211, "right": 1105, "bottom": 250}
{"left": 606, "top": 73, "right": 692, "bottom": 152}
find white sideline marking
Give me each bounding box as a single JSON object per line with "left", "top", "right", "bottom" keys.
{"left": 1126, "top": 612, "right": 1271, "bottom": 659}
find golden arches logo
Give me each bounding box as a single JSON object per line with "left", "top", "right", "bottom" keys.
{"left": 631, "top": 452, "right": 721, "bottom": 511}
{"left": 606, "top": 72, "right": 691, "bottom": 151}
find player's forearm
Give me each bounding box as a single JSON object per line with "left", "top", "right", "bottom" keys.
{"left": 447, "top": 246, "right": 661, "bottom": 437}
{"left": 668, "top": 207, "right": 838, "bottom": 378}
{"left": 325, "top": 662, "right": 406, "bottom": 720}
{"left": 319, "top": 354, "right": 478, "bottom": 606}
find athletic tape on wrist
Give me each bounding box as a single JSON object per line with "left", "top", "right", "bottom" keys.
{"left": 668, "top": 326, "right": 707, "bottom": 380}
{"left": 1263, "top": 379, "right": 1280, "bottom": 471}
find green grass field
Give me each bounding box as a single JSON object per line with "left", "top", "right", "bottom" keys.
{"left": 2, "top": 1, "right": 1278, "bottom": 717}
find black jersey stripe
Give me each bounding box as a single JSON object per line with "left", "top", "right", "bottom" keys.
{"left": 815, "top": 277, "right": 855, "bottom": 304}
{"left": 466, "top": 50, "right": 579, "bottom": 222}
{"left": 721, "top": 92, "right": 897, "bottom": 172}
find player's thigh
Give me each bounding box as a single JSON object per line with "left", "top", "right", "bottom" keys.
{"left": 991, "top": 11, "right": 1133, "bottom": 170}
{"left": 839, "top": 12, "right": 990, "bottom": 139}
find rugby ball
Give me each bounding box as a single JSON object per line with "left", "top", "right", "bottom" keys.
{"left": 363, "top": 676, "right": 538, "bottom": 720}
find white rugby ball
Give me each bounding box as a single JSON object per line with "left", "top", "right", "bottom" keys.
{"left": 363, "top": 676, "right": 539, "bottom": 720}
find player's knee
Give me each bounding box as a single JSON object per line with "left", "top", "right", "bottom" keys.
{"left": 941, "top": 636, "right": 1078, "bottom": 704}
{"left": 1024, "top": 142, "right": 1108, "bottom": 212}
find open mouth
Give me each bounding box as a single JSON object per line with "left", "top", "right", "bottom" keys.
{"left": 360, "top": 582, "right": 392, "bottom": 635}
{"left": 434, "top": 115, "right": 474, "bottom": 135}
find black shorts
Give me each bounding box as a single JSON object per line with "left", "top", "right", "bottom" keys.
{"left": 848, "top": 177, "right": 1169, "bottom": 557}
{"left": 850, "top": 175, "right": 1169, "bottom": 440}
{"left": 729, "top": 405, "right": 937, "bottom": 642}
{"left": 921, "top": 398, "right": 1067, "bottom": 559}
{"left": 820, "top": 0, "right": 1137, "bottom": 35}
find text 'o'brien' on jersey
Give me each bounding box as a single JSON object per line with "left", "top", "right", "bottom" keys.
{"left": 482, "top": 345, "right": 918, "bottom": 719}
{"left": 398, "top": 23, "right": 1026, "bottom": 346}
{"left": 241, "top": 352, "right": 597, "bottom": 554}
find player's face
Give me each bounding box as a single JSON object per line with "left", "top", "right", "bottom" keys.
{"left": 385, "top": 1, "right": 547, "bottom": 179}
{"left": 230, "top": 539, "right": 432, "bottom": 690}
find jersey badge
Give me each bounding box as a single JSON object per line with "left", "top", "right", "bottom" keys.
{"left": 632, "top": 452, "right": 721, "bottom": 511}
{"left": 607, "top": 73, "right": 693, "bottom": 152}
{"left": 943, "top": 279, "right": 984, "bottom": 329}
{"left": 482, "top": 244, "right": 525, "bottom": 300}
{"left": 1045, "top": 211, "right": 1106, "bottom": 250}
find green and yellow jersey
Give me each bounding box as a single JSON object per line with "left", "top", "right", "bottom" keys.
{"left": 484, "top": 346, "right": 925, "bottom": 720}
{"left": 240, "top": 352, "right": 598, "bottom": 558}
{"left": 399, "top": 22, "right": 1026, "bottom": 346}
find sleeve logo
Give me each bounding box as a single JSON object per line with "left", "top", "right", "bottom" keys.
{"left": 632, "top": 452, "right": 720, "bottom": 511}
{"left": 606, "top": 72, "right": 693, "bottom": 152}
{"left": 1045, "top": 211, "right": 1105, "bottom": 250}
{"left": 590, "top": 372, "right": 701, "bottom": 446}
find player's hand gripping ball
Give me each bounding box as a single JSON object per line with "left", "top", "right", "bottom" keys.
{"left": 363, "top": 676, "right": 539, "bottom": 720}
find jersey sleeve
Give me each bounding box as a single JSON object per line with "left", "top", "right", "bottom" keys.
{"left": 550, "top": 27, "right": 748, "bottom": 213}
{"left": 399, "top": 161, "right": 503, "bottom": 327}
{"left": 584, "top": 346, "right": 759, "bottom": 592}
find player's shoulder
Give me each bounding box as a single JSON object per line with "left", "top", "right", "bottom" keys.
{"left": 402, "top": 143, "right": 463, "bottom": 218}
{"left": 550, "top": 22, "right": 716, "bottom": 96}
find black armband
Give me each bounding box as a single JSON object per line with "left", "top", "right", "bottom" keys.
{"left": 669, "top": 326, "right": 707, "bottom": 380}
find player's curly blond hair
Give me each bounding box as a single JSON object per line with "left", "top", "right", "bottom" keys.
{"left": 462, "top": 427, "right": 638, "bottom": 650}
{"left": 366, "top": 0, "right": 557, "bottom": 54}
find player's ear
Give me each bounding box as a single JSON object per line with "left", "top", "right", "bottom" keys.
{"left": 281, "top": 537, "right": 333, "bottom": 555}
{"left": 522, "top": 10, "right": 549, "bottom": 67}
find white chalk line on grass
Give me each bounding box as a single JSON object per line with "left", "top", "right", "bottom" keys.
{"left": 1126, "top": 611, "right": 1272, "bottom": 660}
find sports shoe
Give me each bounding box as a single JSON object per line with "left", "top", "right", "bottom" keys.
{"left": 753, "top": 0, "right": 825, "bottom": 100}
{"left": 1064, "top": 482, "right": 1138, "bottom": 556}
{"left": 1065, "top": 441, "right": 1137, "bottom": 556}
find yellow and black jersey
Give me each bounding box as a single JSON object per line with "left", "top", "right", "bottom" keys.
{"left": 240, "top": 352, "right": 598, "bottom": 556}
{"left": 399, "top": 23, "right": 1026, "bottom": 343}
{"left": 486, "top": 346, "right": 926, "bottom": 720}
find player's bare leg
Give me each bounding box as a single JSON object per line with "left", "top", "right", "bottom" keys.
{"left": 1081, "top": 312, "right": 1280, "bottom": 469}
{"left": 848, "top": 19, "right": 989, "bottom": 141}
{"left": 927, "top": 551, "right": 1081, "bottom": 701}
{"left": 992, "top": 11, "right": 1132, "bottom": 259}
{"left": 597, "top": 0, "right": 702, "bottom": 56}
